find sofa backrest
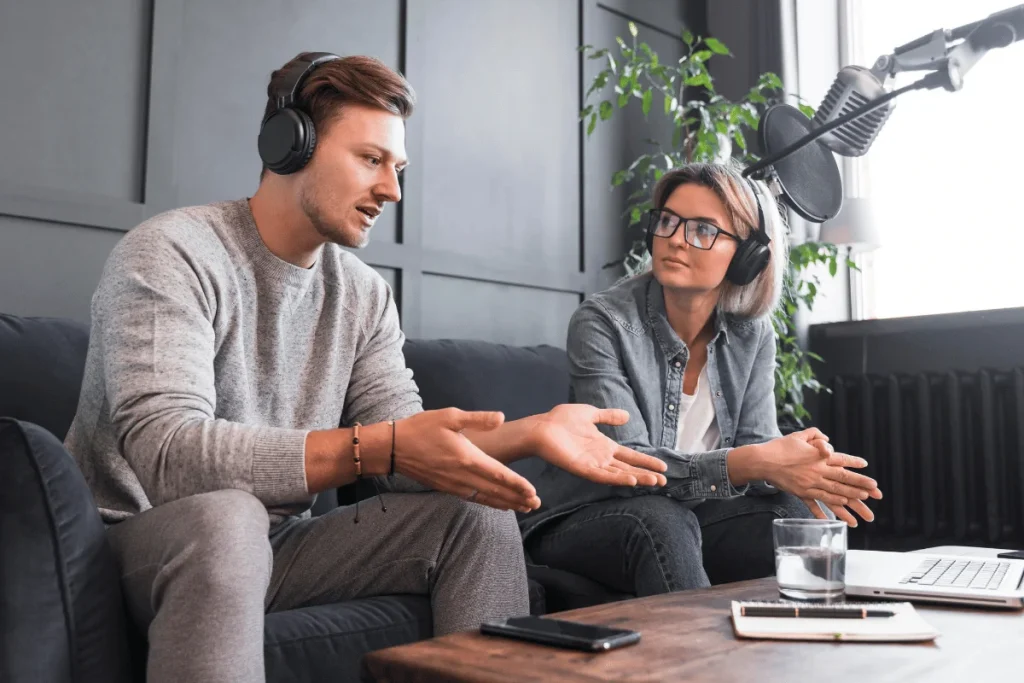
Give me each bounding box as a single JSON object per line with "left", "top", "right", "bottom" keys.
{"left": 0, "top": 313, "right": 90, "bottom": 442}
{"left": 0, "top": 313, "right": 572, "bottom": 513}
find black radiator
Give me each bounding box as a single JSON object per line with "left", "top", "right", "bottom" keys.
{"left": 819, "top": 368, "right": 1024, "bottom": 550}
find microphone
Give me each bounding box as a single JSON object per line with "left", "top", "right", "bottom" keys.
{"left": 811, "top": 66, "right": 893, "bottom": 157}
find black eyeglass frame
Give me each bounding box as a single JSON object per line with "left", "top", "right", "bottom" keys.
{"left": 645, "top": 208, "right": 741, "bottom": 250}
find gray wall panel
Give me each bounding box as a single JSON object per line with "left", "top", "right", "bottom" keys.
{"left": 0, "top": 0, "right": 151, "bottom": 202}
{"left": 408, "top": 0, "right": 580, "bottom": 271}
{"left": 420, "top": 275, "right": 580, "bottom": 348}
{"left": 0, "top": 217, "right": 122, "bottom": 322}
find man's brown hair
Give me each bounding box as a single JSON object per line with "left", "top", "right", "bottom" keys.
{"left": 260, "top": 52, "right": 416, "bottom": 177}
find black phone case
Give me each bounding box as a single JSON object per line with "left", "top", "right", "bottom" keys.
{"left": 479, "top": 622, "right": 641, "bottom": 652}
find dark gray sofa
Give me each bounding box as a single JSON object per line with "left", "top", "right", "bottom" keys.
{"left": 0, "top": 313, "right": 627, "bottom": 683}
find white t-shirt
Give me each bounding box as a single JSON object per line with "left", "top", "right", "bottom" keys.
{"left": 675, "top": 365, "right": 721, "bottom": 452}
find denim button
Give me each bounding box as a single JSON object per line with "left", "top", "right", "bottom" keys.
{"left": 710, "top": 484, "right": 717, "bottom": 492}
{"left": 668, "top": 404, "right": 675, "bottom": 411}
{"left": 674, "top": 361, "right": 681, "bottom": 368}
{"left": 724, "top": 437, "right": 732, "bottom": 444}
{"left": 716, "top": 391, "right": 722, "bottom": 397}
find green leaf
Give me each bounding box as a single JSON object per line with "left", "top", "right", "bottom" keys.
{"left": 578, "top": 104, "right": 593, "bottom": 121}
{"left": 829, "top": 260, "right": 838, "bottom": 277}
{"left": 705, "top": 37, "right": 730, "bottom": 55}
{"left": 731, "top": 130, "right": 747, "bottom": 152}
{"left": 587, "top": 48, "right": 610, "bottom": 60}
{"left": 587, "top": 113, "right": 597, "bottom": 136}
{"left": 682, "top": 29, "right": 695, "bottom": 46}
{"left": 653, "top": 168, "right": 665, "bottom": 181}
{"left": 578, "top": 44, "right": 593, "bottom": 52}
{"left": 664, "top": 94, "right": 673, "bottom": 115}
{"left": 618, "top": 92, "right": 629, "bottom": 108}
{"left": 692, "top": 50, "right": 713, "bottom": 62}
{"left": 612, "top": 170, "right": 629, "bottom": 186}
{"left": 616, "top": 36, "right": 626, "bottom": 48}
{"left": 629, "top": 206, "right": 643, "bottom": 226}
{"left": 642, "top": 89, "right": 652, "bottom": 116}
{"left": 797, "top": 103, "right": 816, "bottom": 119}
{"left": 629, "top": 21, "right": 638, "bottom": 38}
{"left": 684, "top": 72, "right": 711, "bottom": 88}
{"left": 599, "top": 100, "right": 613, "bottom": 120}
{"left": 761, "top": 72, "right": 783, "bottom": 89}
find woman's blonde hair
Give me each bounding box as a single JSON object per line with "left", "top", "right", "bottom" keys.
{"left": 649, "top": 160, "right": 789, "bottom": 319}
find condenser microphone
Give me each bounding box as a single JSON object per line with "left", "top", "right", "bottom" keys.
{"left": 811, "top": 65, "right": 894, "bottom": 157}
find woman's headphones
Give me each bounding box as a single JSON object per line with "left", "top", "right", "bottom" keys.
{"left": 645, "top": 178, "right": 771, "bottom": 286}
{"left": 257, "top": 52, "right": 340, "bottom": 175}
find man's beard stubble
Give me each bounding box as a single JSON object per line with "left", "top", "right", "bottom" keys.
{"left": 299, "top": 184, "right": 369, "bottom": 249}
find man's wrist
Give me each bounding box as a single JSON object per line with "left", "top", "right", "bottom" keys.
{"left": 356, "top": 422, "right": 394, "bottom": 477}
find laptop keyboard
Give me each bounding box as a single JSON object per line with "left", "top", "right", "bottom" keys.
{"left": 899, "top": 557, "right": 1011, "bottom": 590}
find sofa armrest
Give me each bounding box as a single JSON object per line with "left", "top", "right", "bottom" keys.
{"left": 0, "top": 419, "right": 133, "bottom": 683}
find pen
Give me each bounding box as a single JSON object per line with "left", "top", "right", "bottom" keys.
{"left": 740, "top": 606, "right": 895, "bottom": 618}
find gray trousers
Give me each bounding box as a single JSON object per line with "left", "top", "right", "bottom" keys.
{"left": 106, "top": 489, "right": 529, "bottom": 683}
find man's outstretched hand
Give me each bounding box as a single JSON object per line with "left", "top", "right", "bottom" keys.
{"left": 527, "top": 404, "right": 668, "bottom": 487}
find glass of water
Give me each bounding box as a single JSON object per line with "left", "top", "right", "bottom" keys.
{"left": 773, "top": 519, "right": 847, "bottom": 601}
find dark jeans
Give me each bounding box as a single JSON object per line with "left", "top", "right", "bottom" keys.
{"left": 524, "top": 492, "right": 812, "bottom": 596}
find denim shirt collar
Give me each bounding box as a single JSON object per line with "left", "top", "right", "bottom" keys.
{"left": 645, "top": 278, "right": 730, "bottom": 362}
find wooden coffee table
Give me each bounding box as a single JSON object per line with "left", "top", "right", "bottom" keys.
{"left": 363, "top": 577, "right": 1022, "bottom": 682}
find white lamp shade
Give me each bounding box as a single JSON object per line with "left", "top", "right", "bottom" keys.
{"left": 818, "top": 197, "right": 881, "bottom": 251}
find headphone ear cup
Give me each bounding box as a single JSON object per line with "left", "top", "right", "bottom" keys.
{"left": 257, "top": 108, "right": 316, "bottom": 175}
{"left": 725, "top": 239, "right": 771, "bottom": 286}
{"left": 291, "top": 109, "right": 317, "bottom": 172}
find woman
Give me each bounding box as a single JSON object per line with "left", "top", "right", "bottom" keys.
{"left": 522, "top": 162, "right": 882, "bottom": 596}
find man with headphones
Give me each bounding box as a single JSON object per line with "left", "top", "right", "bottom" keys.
{"left": 63, "top": 51, "right": 669, "bottom": 682}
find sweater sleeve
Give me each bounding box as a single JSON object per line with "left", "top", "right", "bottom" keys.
{"left": 95, "top": 232, "right": 309, "bottom": 508}
{"left": 341, "top": 279, "right": 426, "bottom": 493}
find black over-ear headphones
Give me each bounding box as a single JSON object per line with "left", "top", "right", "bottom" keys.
{"left": 645, "top": 178, "right": 771, "bottom": 287}
{"left": 257, "top": 52, "right": 340, "bottom": 175}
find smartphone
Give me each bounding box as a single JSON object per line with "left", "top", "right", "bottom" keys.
{"left": 479, "top": 616, "right": 640, "bottom": 652}
{"left": 997, "top": 550, "right": 1024, "bottom": 560}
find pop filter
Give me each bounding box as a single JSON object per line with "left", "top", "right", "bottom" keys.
{"left": 754, "top": 104, "right": 843, "bottom": 223}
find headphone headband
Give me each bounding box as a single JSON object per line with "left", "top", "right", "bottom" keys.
{"left": 267, "top": 52, "right": 340, "bottom": 116}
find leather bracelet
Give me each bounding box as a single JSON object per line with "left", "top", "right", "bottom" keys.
{"left": 352, "top": 422, "right": 362, "bottom": 478}
{"left": 388, "top": 420, "right": 396, "bottom": 478}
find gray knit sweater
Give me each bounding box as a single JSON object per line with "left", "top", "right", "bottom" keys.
{"left": 65, "top": 199, "right": 423, "bottom": 523}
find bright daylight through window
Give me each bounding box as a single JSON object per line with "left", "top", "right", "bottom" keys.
{"left": 845, "top": 0, "right": 1024, "bottom": 319}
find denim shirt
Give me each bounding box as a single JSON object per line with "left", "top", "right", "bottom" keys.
{"left": 519, "top": 271, "right": 780, "bottom": 538}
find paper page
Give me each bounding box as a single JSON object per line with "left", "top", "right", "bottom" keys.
{"left": 730, "top": 601, "right": 940, "bottom": 642}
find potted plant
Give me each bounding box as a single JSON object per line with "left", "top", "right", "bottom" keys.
{"left": 580, "top": 23, "right": 851, "bottom": 428}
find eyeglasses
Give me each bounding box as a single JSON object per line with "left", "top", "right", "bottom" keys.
{"left": 646, "top": 209, "right": 740, "bottom": 250}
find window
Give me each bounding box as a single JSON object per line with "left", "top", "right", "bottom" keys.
{"left": 843, "top": 1, "right": 1024, "bottom": 319}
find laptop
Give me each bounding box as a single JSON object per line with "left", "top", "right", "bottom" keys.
{"left": 846, "top": 548, "right": 1024, "bottom": 608}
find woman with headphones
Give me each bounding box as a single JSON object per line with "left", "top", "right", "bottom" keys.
{"left": 521, "top": 161, "right": 882, "bottom": 596}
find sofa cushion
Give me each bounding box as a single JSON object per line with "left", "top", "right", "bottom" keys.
{"left": 0, "top": 314, "right": 90, "bottom": 441}
{"left": 263, "top": 596, "right": 432, "bottom": 683}
{"left": 0, "top": 418, "right": 133, "bottom": 683}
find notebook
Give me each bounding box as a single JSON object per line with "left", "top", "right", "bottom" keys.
{"left": 730, "top": 600, "right": 940, "bottom": 642}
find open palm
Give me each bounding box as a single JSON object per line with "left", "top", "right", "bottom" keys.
{"left": 529, "top": 404, "right": 667, "bottom": 487}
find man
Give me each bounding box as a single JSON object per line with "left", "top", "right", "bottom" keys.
{"left": 63, "top": 52, "right": 667, "bottom": 682}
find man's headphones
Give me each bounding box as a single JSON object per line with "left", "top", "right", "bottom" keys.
{"left": 645, "top": 178, "right": 771, "bottom": 287}
{"left": 257, "top": 52, "right": 340, "bottom": 175}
